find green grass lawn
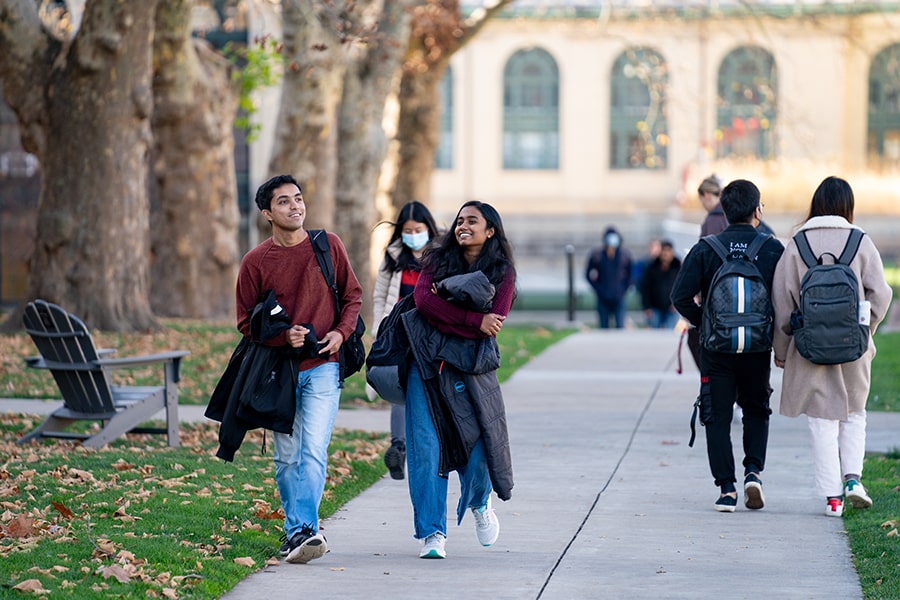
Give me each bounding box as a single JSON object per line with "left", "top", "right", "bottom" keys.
{"left": 847, "top": 329, "right": 900, "bottom": 599}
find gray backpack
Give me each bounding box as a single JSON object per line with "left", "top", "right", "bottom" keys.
{"left": 791, "top": 228, "right": 867, "bottom": 365}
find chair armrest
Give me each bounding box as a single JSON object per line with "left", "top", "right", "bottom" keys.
{"left": 97, "top": 350, "right": 190, "bottom": 369}
{"left": 97, "top": 351, "right": 190, "bottom": 382}
{"left": 26, "top": 348, "right": 116, "bottom": 369}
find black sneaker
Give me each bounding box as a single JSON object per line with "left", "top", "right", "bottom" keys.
{"left": 279, "top": 532, "right": 290, "bottom": 557}
{"left": 285, "top": 524, "right": 327, "bottom": 564}
{"left": 714, "top": 493, "right": 737, "bottom": 512}
{"left": 384, "top": 440, "right": 406, "bottom": 480}
{"left": 744, "top": 473, "right": 765, "bottom": 510}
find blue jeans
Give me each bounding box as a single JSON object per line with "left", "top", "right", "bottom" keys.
{"left": 272, "top": 361, "right": 340, "bottom": 537}
{"left": 596, "top": 297, "right": 626, "bottom": 329}
{"left": 405, "top": 362, "right": 492, "bottom": 539}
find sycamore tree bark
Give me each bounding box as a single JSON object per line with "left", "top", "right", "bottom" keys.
{"left": 0, "top": 0, "right": 161, "bottom": 331}
{"left": 391, "top": 0, "right": 513, "bottom": 211}
{"left": 266, "top": 0, "right": 348, "bottom": 233}
{"left": 150, "top": 0, "right": 240, "bottom": 319}
{"left": 335, "top": 0, "right": 414, "bottom": 321}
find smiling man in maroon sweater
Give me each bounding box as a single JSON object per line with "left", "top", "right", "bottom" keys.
{"left": 236, "top": 174, "right": 362, "bottom": 564}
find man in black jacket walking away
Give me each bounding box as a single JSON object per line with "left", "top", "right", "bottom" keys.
{"left": 670, "top": 179, "right": 784, "bottom": 513}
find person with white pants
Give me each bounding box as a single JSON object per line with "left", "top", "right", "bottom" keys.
{"left": 772, "top": 176, "right": 893, "bottom": 517}
{"left": 807, "top": 411, "right": 869, "bottom": 516}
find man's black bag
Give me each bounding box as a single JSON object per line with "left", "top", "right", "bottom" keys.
{"left": 700, "top": 232, "right": 774, "bottom": 354}
{"left": 310, "top": 230, "right": 366, "bottom": 386}
{"left": 790, "top": 228, "right": 867, "bottom": 365}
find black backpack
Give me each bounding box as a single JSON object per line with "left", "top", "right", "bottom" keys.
{"left": 700, "top": 233, "right": 774, "bottom": 354}
{"left": 309, "top": 230, "right": 367, "bottom": 387}
{"left": 790, "top": 228, "right": 867, "bottom": 365}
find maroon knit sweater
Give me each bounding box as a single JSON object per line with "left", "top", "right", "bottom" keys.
{"left": 235, "top": 232, "right": 363, "bottom": 372}
{"left": 413, "top": 266, "right": 516, "bottom": 339}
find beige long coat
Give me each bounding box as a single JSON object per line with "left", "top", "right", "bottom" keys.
{"left": 772, "top": 216, "right": 893, "bottom": 420}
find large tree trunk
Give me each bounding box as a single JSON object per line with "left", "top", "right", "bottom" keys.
{"left": 151, "top": 0, "right": 240, "bottom": 319}
{"left": 266, "top": 0, "right": 347, "bottom": 233}
{"left": 392, "top": 0, "right": 513, "bottom": 212}
{"left": 0, "top": 0, "right": 161, "bottom": 331}
{"left": 335, "top": 0, "right": 413, "bottom": 323}
{"left": 392, "top": 64, "right": 446, "bottom": 209}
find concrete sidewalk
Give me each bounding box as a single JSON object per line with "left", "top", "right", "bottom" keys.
{"left": 223, "top": 329, "right": 895, "bottom": 600}
{"left": 4, "top": 328, "right": 899, "bottom": 599}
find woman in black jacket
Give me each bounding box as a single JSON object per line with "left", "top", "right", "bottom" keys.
{"left": 404, "top": 200, "right": 516, "bottom": 560}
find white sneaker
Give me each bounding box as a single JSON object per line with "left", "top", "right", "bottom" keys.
{"left": 845, "top": 479, "right": 873, "bottom": 509}
{"left": 419, "top": 532, "right": 446, "bottom": 559}
{"left": 825, "top": 497, "right": 844, "bottom": 517}
{"left": 472, "top": 500, "right": 500, "bottom": 547}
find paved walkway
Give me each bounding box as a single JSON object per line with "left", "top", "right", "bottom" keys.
{"left": 4, "top": 325, "right": 899, "bottom": 599}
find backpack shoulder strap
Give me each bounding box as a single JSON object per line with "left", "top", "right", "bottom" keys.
{"left": 309, "top": 230, "right": 342, "bottom": 322}
{"left": 701, "top": 235, "right": 728, "bottom": 261}
{"left": 837, "top": 229, "right": 865, "bottom": 266}
{"left": 793, "top": 230, "right": 818, "bottom": 268}
{"left": 309, "top": 229, "right": 334, "bottom": 284}
{"left": 746, "top": 232, "right": 772, "bottom": 259}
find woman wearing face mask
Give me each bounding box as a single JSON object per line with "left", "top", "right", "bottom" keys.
{"left": 371, "top": 201, "right": 441, "bottom": 480}
{"left": 586, "top": 225, "right": 633, "bottom": 328}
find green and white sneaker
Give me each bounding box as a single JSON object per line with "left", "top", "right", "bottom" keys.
{"left": 419, "top": 532, "right": 446, "bottom": 559}
{"left": 845, "top": 479, "right": 873, "bottom": 509}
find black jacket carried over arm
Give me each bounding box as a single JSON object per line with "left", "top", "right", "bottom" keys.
{"left": 670, "top": 223, "right": 785, "bottom": 328}
{"left": 401, "top": 273, "right": 514, "bottom": 501}
{"left": 206, "top": 290, "right": 312, "bottom": 462}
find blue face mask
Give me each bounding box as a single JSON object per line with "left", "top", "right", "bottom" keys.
{"left": 605, "top": 233, "right": 621, "bottom": 248}
{"left": 402, "top": 231, "right": 430, "bottom": 251}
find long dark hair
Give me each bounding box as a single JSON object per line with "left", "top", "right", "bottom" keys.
{"left": 422, "top": 200, "right": 515, "bottom": 286}
{"left": 380, "top": 201, "right": 440, "bottom": 273}
{"left": 807, "top": 176, "right": 855, "bottom": 224}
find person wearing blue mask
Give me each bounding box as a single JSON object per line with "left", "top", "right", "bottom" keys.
{"left": 371, "top": 201, "right": 441, "bottom": 479}
{"left": 586, "top": 225, "right": 633, "bottom": 328}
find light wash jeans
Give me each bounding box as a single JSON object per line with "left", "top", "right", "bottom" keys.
{"left": 272, "top": 361, "right": 340, "bottom": 537}
{"left": 405, "top": 362, "right": 492, "bottom": 540}
{"left": 807, "top": 410, "right": 867, "bottom": 498}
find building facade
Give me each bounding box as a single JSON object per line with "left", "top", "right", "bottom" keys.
{"left": 426, "top": 2, "right": 900, "bottom": 272}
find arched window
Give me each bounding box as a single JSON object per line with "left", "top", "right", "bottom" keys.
{"left": 436, "top": 66, "right": 453, "bottom": 170}
{"left": 868, "top": 43, "right": 900, "bottom": 168}
{"left": 609, "top": 47, "right": 669, "bottom": 170}
{"left": 503, "top": 48, "right": 559, "bottom": 169}
{"left": 716, "top": 46, "right": 777, "bottom": 159}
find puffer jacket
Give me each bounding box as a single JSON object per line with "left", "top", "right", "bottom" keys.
{"left": 401, "top": 272, "right": 513, "bottom": 500}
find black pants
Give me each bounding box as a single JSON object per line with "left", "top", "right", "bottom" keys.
{"left": 699, "top": 348, "right": 773, "bottom": 489}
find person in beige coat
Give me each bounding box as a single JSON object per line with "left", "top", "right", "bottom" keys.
{"left": 772, "top": 176, "right": 893, "bottom": 518}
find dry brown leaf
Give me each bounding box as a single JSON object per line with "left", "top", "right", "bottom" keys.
{"left": 162, "top": 588, "right": 178, "bottom": 599}
{"left": 111, "top": 459, "right": 134, "bottom": 471}
{"left": 100, "top": 564, "right": 131, "bottom": 584}
{"left": 12, "top": 578, "right": 47, "bottom": 593}
{"left": 233, "top": 556, "right": 255, "bottom": 567}
{"left": 7, "top": 514, "right": 36, "bottom": 538}
{"left": 51, "top": 500, "right": 74, "bottom": 519}
{"left": 887, "top": 528, "right": 898, "bottom": 538}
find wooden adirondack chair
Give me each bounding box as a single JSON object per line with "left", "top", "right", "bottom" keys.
{"left": 17, "top": 299, "right": 190, "bottom": 448}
